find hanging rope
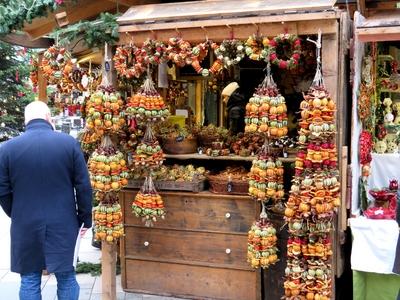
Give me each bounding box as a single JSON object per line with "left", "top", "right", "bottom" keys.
{"left": 307, "top": 29, "right": 324, "bottom": 88}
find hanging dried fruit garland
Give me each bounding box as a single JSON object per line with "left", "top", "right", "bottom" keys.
{"left": 88, "top": 138, "right": 130, "bottom": 193}
{"left": 214, "top": 39, "right": 245, "bottom": 67}
{"left": 113, "top": 45, "right": 146, "bottom": 79}
{"left": 40, "top": 45, "right": 74, "bottom": 85}
{"left": 84, "top": 89, "right": 126, "bottom": 139}
{"left": 247, "top": 211, "right": 279, "bottom": 269}
{"left": 359, "top": 130, "right": 373, "bottom": 178}
{"left": 248, "top": 144, "right": 285, "bottom": 203}
{"left": 166, "top": 37, "right": 192, "bottom": 67}
{"left": 133, "top": 125, "right": 165, "bottom": 169}
{"left": 93, "top": 193, "right": 124, "bottom": 243}
{"left": 245, "top": 35, "right": 270, "bottom": 61}
{"left": 131, "top": 176, "right": 166, "bottom": 226}
{"left": 90, "top": 136, "right": 129, "bottom": 244}
{"left": 191, "top": 41, "right": 211, "bottom": 76}
{"left": 244, "top": 74, "right": 288, "bottom": 138}
{"left": 29, "top": 54, "right": 39, "bottom": 91}
{"left": 125, "top": 76, "right": 169, "bottom": 122}
{"left": 284, "top": 85, "right": 340, "bottom": 300}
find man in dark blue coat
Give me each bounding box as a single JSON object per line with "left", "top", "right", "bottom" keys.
{"left": 0, "top": 101, "right": 92, "bottom": 300}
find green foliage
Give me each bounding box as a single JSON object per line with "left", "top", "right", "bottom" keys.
{"left": 0, "top": 41, "right": 35, "bottom": 131}
{"left": 52, "top": 13, "right": 120, "bottom": 49}
{"left": 0, "top": 0, "right": 60, "bottom": 35}
{"left": 75, "top": 262, "right": 121, "bottom": 276}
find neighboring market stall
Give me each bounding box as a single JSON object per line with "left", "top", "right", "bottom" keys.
{"left": 1, "top": 1, "right": 356, "bottom": 300}
{"left": 113, "top": 1, "right": 350, "bottom": 299}
{"left": 349, "top": 3, "right": 400, "bottom": 300}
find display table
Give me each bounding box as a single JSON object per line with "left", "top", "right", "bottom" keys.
{"left": 350, "top": 217, "right": 400, "bottom": 300}
{"left": 367, "top": 153, "right": 400, "bottom": 200}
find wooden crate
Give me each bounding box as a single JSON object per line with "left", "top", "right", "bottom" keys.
{"left": 120, "top": 190, "right": 261, "bottom": 300}
{"left": 127, "top": 179, "right": 206, "bottom": 193}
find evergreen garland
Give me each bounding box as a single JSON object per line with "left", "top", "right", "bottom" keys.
{"left": 52, "top": 13, "right": 120, "bottom": 49}
{"left": 0, "top": 0, "right": 61, "bottom": 35}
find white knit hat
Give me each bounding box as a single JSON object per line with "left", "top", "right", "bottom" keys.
{"left": 221, "top": 82, "right": 239, "bottom": 97}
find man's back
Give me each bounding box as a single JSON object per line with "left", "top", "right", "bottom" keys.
{"left": 0, "top": 119, "right": 92, "bottom": 274}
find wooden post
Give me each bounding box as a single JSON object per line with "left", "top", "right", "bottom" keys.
{"left": 101, "top": 42, "right": 118, "bottom": 300}
{"left": 37, "top": 53, "right": 47, "bottom": 102}
{"left": 101, "top": 242, "right": 117, "bottom": 300}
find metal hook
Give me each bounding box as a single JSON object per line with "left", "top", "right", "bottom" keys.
{"left": 175, "top": 27, "right": 181, "bottom": 38}
{"left": 150, "top": 29, "right": 157, "bottom": 40}
{"left": 125, "top": 32, "right": 134, "bottom": 47}
{"left": 201, "top": 26, "right": 208, "bottom": 42}
{"left": 252, "top": 23, "right": 260, "bottom": 36}
{"left": 226, "top": 24, "right": 234, "bottom": 39}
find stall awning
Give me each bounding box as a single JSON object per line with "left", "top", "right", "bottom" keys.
{"left": 117, "top": 0, "right": 341, "bottom": 43}
{"left": 356, "top": 10, "right": 400, "bottom": 42}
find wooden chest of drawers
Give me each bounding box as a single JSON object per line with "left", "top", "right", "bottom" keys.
{"left": 120, "top": 190, "right": 261, "bottom": 300}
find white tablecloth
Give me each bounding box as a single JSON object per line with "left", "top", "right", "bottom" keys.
{"left": 350, "top": 217, "right": 399, "bottom": 274}
{"left": 367, "top": 153, "right": 400, "bottom": 200}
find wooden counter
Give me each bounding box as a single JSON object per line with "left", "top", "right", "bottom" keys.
{"left": 120, "top": 190, "right": 261, "bottom": 300}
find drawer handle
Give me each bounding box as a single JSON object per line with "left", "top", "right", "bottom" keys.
{"left": 225, "top": 248, "right": 231, "bottom": 254}
{"left": 225, "top": 213, "right": 231, "bottom": 219}
{"left": 144, "top": 241, "right": 150, "bottom": 247}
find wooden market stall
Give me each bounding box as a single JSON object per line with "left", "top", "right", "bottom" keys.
{"left": 349, "top": 2, "right": 400, "bottom": 299}
{"left": 116, "top": 1, "right": 351, "bottom": 299}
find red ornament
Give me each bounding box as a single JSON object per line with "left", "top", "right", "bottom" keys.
{"left": 279, "top": 60, "right": 288, "bottom": 69}
{"left": 389, "top": 179, "right": 398, "bottom": 191}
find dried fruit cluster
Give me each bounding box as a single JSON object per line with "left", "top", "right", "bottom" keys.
{"left": 248, "top": 145, "right": 285, "bottom": 203}
{"left": 88, "top": 142, "right": 130, "bottom": 193}
{"left": 125, "top": 77, "right": 169, "bottom": 122}
{"left": 131, "top": 176, "right": 166, "bottom": 226}
{"left": 247, "top": 219, "right": 278, "bottom": 269}
{"left": 283, "top": 87, "right": 340, "bottom": 300}
{"left": 244, "top": 80, "right": 288, "bottom": 138}
{"left": 93, "top": 194, "right": 124, "bottom": 243}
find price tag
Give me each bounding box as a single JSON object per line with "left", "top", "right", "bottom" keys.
{"left": 105, "top": 61, "right": 110, "bottom": 72}
{"left": 227, "top": 182, "right": 233, "bottom": 192}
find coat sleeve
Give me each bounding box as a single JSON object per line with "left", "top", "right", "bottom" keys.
{"left": 0, "top": 147, "right": 12, "bottom": 217}
{"left": 73, "top": 140, "right": 93, "bottom": 228}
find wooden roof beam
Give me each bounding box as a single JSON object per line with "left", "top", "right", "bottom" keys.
{"left": 0, "top": 33, "right": 54, "bottom": 48}
{"left": 24, "top": 0, "right": 117, "bottom": 40}
{"left": 356, "top": 26, "right": 400, "bottom": 42}
{"left": 106, "top": 0, "right": 160, "bottom": 7}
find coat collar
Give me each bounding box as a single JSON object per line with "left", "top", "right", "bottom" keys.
{"left": 25, "top": 119, "right": 54, "bottom": 132}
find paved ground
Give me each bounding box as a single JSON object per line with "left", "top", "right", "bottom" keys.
{"left": 0, "top": 209, "right": 183, "bottom": 300}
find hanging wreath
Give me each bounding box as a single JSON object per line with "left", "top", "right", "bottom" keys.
{"left": 191, "top": 41, "right": 211, "bottom": 77}
{"left": 113, "top": 45, "right": 146, "bottom": 79}
{"left": 269, "top": 33, "right": 301, "bottom": 69}
{"left": 137, "top": 39, "right": 168, "bottom": 66}
{"left": 29, "top": 54, "right": 39, "bottom": 91}
{"left": 40, "top": 45, "right": 74, "bottom": 84}
{"left": 214, "top": 39, "right": 245, "bottom": 67}
{"left": 166, "top": 37, "right": 192, "bottom": 67}
{"left": 245, "top": 35, "right": 270, "bottom": 61}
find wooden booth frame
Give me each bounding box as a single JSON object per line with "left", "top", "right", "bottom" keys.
{"left": 116, "top": 1, "right": 351, "bottom": 299}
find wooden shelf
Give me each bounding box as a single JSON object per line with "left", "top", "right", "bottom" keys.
{"left": 164, "top": 153, "right": 296, "bottom": 163}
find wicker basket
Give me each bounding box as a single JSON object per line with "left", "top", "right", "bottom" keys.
{"left": 207, "top": 174, "right": 249, "bottom": 195}
{"left": 162, "top": 137, "right": 198, "bottom": 154}
{"left": 127, "top": 179, "right": 206, "bottom": 193}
